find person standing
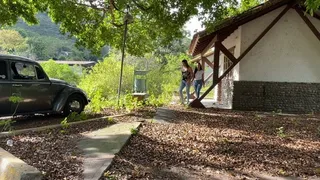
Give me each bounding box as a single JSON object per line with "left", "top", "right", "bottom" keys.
{"left": 179, "top": 59, "right": 193, "bottom": 104}
{"left": 193, "top": 62, "right": 204, "bottom": 99}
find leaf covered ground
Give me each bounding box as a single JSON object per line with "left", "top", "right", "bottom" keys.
{"left": 0, "top": 108, "right": 155, "bottom": 180}
{"left": 106, "top": 107, "right": 320, "bottom": 179}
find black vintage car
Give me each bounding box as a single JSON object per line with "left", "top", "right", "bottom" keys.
{"left": 0, "top": 54, "right": 89, "bottom": 117}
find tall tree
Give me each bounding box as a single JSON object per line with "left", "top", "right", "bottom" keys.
{"left": 0, "top": 0, "right": 318, "bottom": 56}
{"left": 0, "top": 30, "right": 27, "bottom": 53}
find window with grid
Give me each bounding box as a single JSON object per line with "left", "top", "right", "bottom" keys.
{"left": 223, "top": 47, "right": 235, "bottom": 71}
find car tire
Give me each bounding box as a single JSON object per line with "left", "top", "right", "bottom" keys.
{"left": 63, "top": 94, "right": 85, "bottom": 117}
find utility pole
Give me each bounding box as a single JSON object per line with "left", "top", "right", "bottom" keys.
{"left": 117, "top": 5, "right": 133, "bottom": 106}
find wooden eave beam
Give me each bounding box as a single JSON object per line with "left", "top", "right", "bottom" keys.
{"left": 201, "top": 35, "right": 217, "bottom": 56}
{"left": 189, "top": 34, "right": 200, "bottom": 56}
{"left": 295, "top": 6, "right": 320, "bottom": 41}
{"left": 216, "top": 42, "right": 237, "bottom": 63}
{"left": 314, "top": 13, "right": 320, "bottom": 21}
{"left": 191, "top": 55, "right": 201, "bottom": 62}
{"left": 202, "top": 57, "right": 214, "bottom": 68}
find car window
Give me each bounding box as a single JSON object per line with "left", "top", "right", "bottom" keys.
{"left": 35, "top": 66, "right": 46, "bottom": 80}
{"left": 11, "top": 62, "right": 36, "bottom": 80}
{"left": 0, "top": 60, "right": 8, "bottom": 80}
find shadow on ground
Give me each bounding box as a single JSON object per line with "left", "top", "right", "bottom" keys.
{"left": 106, "top": 108, "right": 320, "bottom": 179}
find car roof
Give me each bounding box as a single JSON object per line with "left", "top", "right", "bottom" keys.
{"left": 0, "top": 54, "right": 38, "bottom": 64}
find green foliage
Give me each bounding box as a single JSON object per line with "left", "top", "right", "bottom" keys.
{"left": 0, "top": 0, "right": 319, "bottom": 56}
{"left": 65, "top": 112, "right": 88, "bottom": 122}
{"left": 276, "top": 127, "right": 286, "bottom": 138}
{"left": 121, "top": 94, "right": 143, "bottom": 112}
{"left": 146, "top": 53, "right": 190, "bottom": 106}
{"left": 0, "top": 0, "right": 46, "bottom": 26}
{"left": 79, "top": 51, "right": 189, "bottom": 112}
{"left": 9, "top": 95, "right": 23, "bottom": 116}
{"left": 60, "top": 118, "right": 70, "bottom": 133}
{"left": 9, "top": 96, "right": 23, "bottom": 104}
{"left": 130, "top": 128, "right": 139, "bottom": 135}
{"left": 103, "top": 172, "right": 116, "bottom": 180}
{"left": 0, "top": 30, "right": 27, "bottom": 53}
{"left": 8, "top": 13, "right": 102, "bottom": 60}
{"left": 107, "top": 117, "right": 115, "bottom": 123}
{"left": 79, "top": 54, "right": 134, "bottom": 112}
{"left": 0, "top": 119, "right": 15, "bottom": 132}
{"left": 40, "top": 60, "right": 81, "bottom": 85}
{"left": 305, "top": 0, "right": 320, "bottom": 15}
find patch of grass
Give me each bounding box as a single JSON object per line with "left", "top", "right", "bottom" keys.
{"left": 106, "top": 117, "right": 115, "bottom": 123}
{"left": 278, "top": 168, "right": 287, "bottom": 176}
{"left": 276, "top": 127, "right": 286, "bottom": 138}
{"left": 66, "top": 112, "right": 88, "bottom": 122}
{"left": 130, "top": 128, "right": 139, "bottom": 135}
{"left": 103, "top": 171, "right": 116, "bottom": 180}
{"left": 0, "top": 119, "right": 15, "bottom": 132}
{"left": 60, "top": 118, "right": 70, "bottom": 133}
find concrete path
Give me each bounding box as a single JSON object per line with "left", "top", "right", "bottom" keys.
{"left": 78, "top": 122, "right": 141, "bottom": 180}
{"left": 153, "top": 107, "right": 176, "bottom": 123}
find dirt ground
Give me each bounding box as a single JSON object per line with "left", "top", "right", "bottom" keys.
{"left": 106, "top": 107, "right": 320, "bottom": 180}
{"left": 0, "top": 108, "right": 156, "bottom": 180}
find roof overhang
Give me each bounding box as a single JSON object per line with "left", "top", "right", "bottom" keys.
{"left": 188, "top": 0, "right": 293, "bottom": 57}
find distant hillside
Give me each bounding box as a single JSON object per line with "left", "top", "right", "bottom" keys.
{"left": 14, "top": 13, "right": 64, "bottom": 38}
{"left": 7, "top": 13, "right": 109, "bottom": 61}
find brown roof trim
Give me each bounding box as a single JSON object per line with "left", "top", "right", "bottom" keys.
{"left": 188, "top": 34, "right": 199, "bottom": 55}
{"left": 190, "top": 0, "right": 293, "bottom": 57}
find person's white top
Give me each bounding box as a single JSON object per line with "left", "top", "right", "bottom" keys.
{"left": 194, "top": 70, "right": 204, "bottom": 80}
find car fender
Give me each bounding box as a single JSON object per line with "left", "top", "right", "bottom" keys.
{"left": 53, "top": 87, "right": 88, "bottom": 112}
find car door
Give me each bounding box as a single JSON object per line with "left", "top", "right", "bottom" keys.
{"left": 0, "top": 59, "right": 12, "bottom": 116}
{"left": 10, "top": 61, "right": 52, "bottom": 114}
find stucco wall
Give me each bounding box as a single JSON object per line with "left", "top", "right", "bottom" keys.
{"left": 308, "top": 14, "right": 320, "bottom": 32}
{"left": 239, "top": 7, "right": 320, "bottom": 83}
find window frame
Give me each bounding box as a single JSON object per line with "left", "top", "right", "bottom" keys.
{"left": 10, "top": 61, "right": 44, "bottom": 82}
{"left": 34, "top": 65, "right": 49, "bottom": 81}
{"left": 0, "top": 59, "right": 9, "bottom": 81}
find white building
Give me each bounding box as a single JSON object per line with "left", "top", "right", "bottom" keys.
{"left": 189, "top": 0, "right": 320, "bottom": 113}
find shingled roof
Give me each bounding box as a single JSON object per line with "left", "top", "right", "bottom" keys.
{"left": 189, "top": 0, "right": 293, "bottom": 56}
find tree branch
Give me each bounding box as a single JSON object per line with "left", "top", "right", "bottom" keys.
{"left": 132, "top": 0, "right": 151, "bottom": 11}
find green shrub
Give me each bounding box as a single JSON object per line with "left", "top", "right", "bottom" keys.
{"left": 40, "top": 60, "right": 81, "bottom": 85}
{"left": 78, "top": 53, "right": 190, "bottom": 112}
{"left": 79, "top": 54, "right": 134, "bottom": 112}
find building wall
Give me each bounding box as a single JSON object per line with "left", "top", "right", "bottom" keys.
{"left": 233, "top": 81, "right": 320, "bottom": 113}
{"left": 239, "top": 7, "right": 320, "bottom": 83}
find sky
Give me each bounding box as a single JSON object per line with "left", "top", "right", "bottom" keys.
{"left": 185, "top": 16, "right": 204, "bottom": 38}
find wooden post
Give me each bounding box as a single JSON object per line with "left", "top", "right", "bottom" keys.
{"left": 213, "top": 41, "right": 220, "bottom": 82}
{"left": 295, "top": 6, "right": 320, "bottom": 41}
{"left": 197, "top": 40, "right": 221, "bottom": 101}
{"left": 201, "top": 57, "right": 205, "bottom": 86}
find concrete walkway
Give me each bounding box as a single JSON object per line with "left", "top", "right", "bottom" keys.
{"left": 153, "top": 107, "right": 176, "bottom": 123}
{"left": 78, "top": 122, "right": 141, "bottom": 180}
